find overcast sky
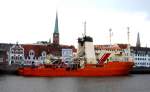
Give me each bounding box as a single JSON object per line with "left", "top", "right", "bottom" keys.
{"left": 0, "top": 0, "right": 150, "bottom": 47}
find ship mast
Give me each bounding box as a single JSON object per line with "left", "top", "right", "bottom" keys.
{"left": 127, "top": 27, "right": 131, "bottom": 60}
{"left": 84, "top": 21, "right": 86, "bottom": 36}
{"left": 83, "top": 21, "right": 87, "bottom": 62}
{"left": 109, "top": 28, "right": 112, "bottom": 46}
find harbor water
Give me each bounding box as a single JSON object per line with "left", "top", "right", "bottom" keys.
{"left": 0, "top": 74, "right": 150, "bottom": 92}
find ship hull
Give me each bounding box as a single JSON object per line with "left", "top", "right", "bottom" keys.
{"left": 18, "top": 62, "right": 134, "bottom": 77}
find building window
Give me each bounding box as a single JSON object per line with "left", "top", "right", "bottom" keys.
{"left": 20, "top": 56, "right": 22, "bottom": 60}
{"left": 15, "top": 56, "right": 18, "bottom": 60}
{"left": 42, "top": 51, "right": 46, "bottom": 57}
{"left": 11, "top": 61, "right": 14, "bottom": 64}
{"left": 11, "top": 50, "right": 14, "bottom": 54}
{"left": 29, "top": 50, "right": 35, "bottom": 57}
{"left": 15, "top": 50, "right": 18, "bottom": 54}
{"left": 11, "top": 56, "right": 14, "bottom": 60}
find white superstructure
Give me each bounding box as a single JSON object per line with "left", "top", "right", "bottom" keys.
{"left": 77, "top": 36, "right": 97, "bottom": 64}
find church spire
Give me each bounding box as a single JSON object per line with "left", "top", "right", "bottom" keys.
{"left": 136, "top": 32, "right": 141, "bottom": 47}
{"left": 54, "top": 12, "right": 59, "bottom": 33}
{"left": 53, "top": 12, "right": 59, "bottom": 45}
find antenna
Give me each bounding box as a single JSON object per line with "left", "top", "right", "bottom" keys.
{"left": 109, "top": 28, "right": 112, "bottom": 46}
{"left": 127, "top": 27, "right": 130, "bottom": 44}
{"left": 84, "top": 21, "right": 86, "bottom": 36}
{"left": 127, "top": 27, "right": 131, "bottom": 60}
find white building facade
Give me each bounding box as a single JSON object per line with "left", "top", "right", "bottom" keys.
{"left": 130, "top": 32, "right": 150, "bottom": 67}
{"left": 8, "top": 43, "right": 24, "bottom": 65}
{"left": 131, "top": 47, "right": 150, "bottom": 67}
{"left": 7, "top": 43, "right": 47, "bottom": 65}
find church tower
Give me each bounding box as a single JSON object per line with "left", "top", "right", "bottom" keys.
{"left": 136, "top": 32, "right": 141, "bottom": 47}
{"left": 53, "top": 12, "right": 59, "bottom": 45}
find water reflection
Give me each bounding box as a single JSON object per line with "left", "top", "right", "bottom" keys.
{"left": 0, "top": 74, "right": 150, "bottom": 92}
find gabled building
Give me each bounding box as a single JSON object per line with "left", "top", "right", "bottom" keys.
{"left": 130, "top": 32, "right": 150, "bottom": 67}
{"left": 8, "top": 43, "right": 24, "bottom": 65}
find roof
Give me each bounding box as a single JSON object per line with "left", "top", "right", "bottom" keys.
{"left": 94, "top": 44, "right": 128, "bottom": 50}
{"left": 21, "top": 44, "right": 76, "bottom": 58}
{"left": 131, "top": 46, "right": 150, "bottom": 51}
{"left": 116, "top": 44, "right": 128, "bottom": 49}
{"left": 94, "top": 45, "right": 122, "bottom": 50}
{"left": 22, "top": 44, "right": 48, "bottom": 58}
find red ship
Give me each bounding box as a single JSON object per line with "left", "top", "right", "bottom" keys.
{"left": 18, "top": 36, "right": 134, "bottom": 77}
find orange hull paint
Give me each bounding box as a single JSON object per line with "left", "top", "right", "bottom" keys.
{"left": 18, "top": 62, "right": 134, "bottom": 77}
